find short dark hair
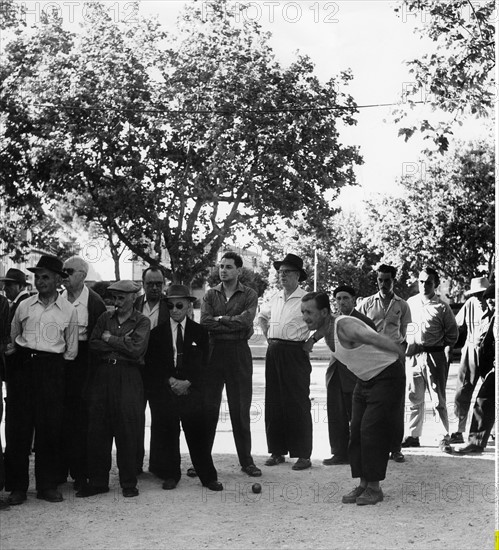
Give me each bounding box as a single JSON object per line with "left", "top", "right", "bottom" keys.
{"left": 421, "top": 266, "right": 440, "bottom": 286}
{"left": 333, "top": 285, "right": 356, "bottom": 298}
{"left": 302, "top": 291, "right": 331, "bottom": 312}
{"left": 221, "top": 251, "right": 243, "bottom": 268}
{"left": 377, "top": 264, "right": 397, "bottom": 279}
{"left": 142, "top": 266, "right": 165, "bottom": 282}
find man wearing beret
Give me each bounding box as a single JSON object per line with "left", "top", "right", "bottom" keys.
{"left": 257, "top": 253, "right": 313, "bottom": 471}
{"left": 77, "top": 280, "right": 150, "bottom": 498}
{"left": 5, "top": 255, "right": 78, "bottom": 505}
{"left": 144, "top": 285, "right": 222, "bottom": 491}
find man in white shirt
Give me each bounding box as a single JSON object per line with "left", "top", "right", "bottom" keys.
{"left": 258, "top": 253, "right": 312, "bottom": 471}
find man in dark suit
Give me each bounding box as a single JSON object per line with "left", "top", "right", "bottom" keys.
{"left": 0, "top": 293, "right": 9, "bottom": 510}
{"left": 60, "top": 256, "right": 107, "bottom": 490}
{"left": 305, "top": 286, "right": 376, "bottom": 466}
{"left": 133, "top": 266, "right": 170, "bottom": 475}
{"left": 144, "top": 285, "right": 222, "bottom": 492}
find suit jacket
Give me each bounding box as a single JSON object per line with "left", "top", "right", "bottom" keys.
{"left": 134, "top": 295, "right": 170, "bottom": 328}
{"left": 3, "top": 292, "right": 30, "bottom": 382}
{"left": 144, "top": 317, "right": 209, "bottom": 395}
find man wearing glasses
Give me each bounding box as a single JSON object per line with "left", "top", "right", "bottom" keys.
{"left": 201, "top": 252, "right": 261, "bottom": 478}
{"left": 134, "top": 266, "right": 170, "bottom": 475}
{"left": 257, "top": 253, "right": 313, "bottom": 471}
{"left": 144, "top": 285, "right": 222, "bottom": 491}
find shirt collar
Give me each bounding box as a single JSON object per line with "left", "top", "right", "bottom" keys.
{"left": 170, "top": 317, "right": 187, "bottom": 331}
{"left": 214, "top": 281, "right": 245, "bottom": 295}
{"left": 33, "top": 292, "right": 65, "bottom": 310}
{"left": 62, "top": 284, "right": 89, "bottom": 306}
{"left": 14, "top": 289, "right": 30, "bottom": 304}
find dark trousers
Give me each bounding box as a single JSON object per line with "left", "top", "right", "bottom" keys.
{"left": 86, "top": 362, "right": 143, "bottom": 489}
{"left": 148, "top": 388, "right": 217, "bottom": 485}
{"left": 468, "top": 369, "right": 495, "bottom": 447}
{"left": 454, "top": 345, "right": 480, "bottom": 433}
{"left": 61, "top": 342, "right": 89, "bottom": 482}
{"left": 204, "top": 340, "right": 253, "bottom": 467}
{"left": 349, "top": 361, "right": 405, "bottom": 482}
{"left": 326, "top": 361, "right": 356, "bottom": 458}
{"left": 4, "top": 350, "right": 65, "bottom": 492}
{"left": 0, "top": 379, "right": 5, "bottom": 491}
{"left": 265, "top": 341, "right": 312, "bottom": 458}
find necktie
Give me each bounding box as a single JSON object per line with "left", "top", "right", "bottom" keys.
{"left": 176, "top": 323, "right": 183, "bottom": 370}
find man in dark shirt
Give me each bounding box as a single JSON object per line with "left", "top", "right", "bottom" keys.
{"left": 201, "top": 251, "right": 261, "bottom": 477}
{"left": 77, "top": 280, "right": 150, "bottom": 499}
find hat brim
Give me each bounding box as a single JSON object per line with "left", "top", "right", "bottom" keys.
{"left": 273, "top": 261, "right": 308, "bottom": 282}
{"left": 0, "top": 277, "right": 18, "bottom": 282}
{"left": 464, "top": 287, "right": 488, "bottom": 297}
{"left": 27, "top": 266, "right": 68, "bottom": 278}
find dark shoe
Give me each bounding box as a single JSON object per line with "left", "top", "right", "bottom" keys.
{"left": 356, "top": 487, "right": 383, "bottom": 505}
{"left": 265, "top": 454, "right": 285, "bottom": 466}
{"left": 204, "top": 480, "right": 223, "bottom": 491}
{"left": 186, "top": 467, "right": 197, "bottom": 478}
{"left": 292, "top": 458, "right": 311, "bottom": 471}
{"left": 73, "top": 478, "right": 87, "bottom": 492}
{"left": 122, "top": 487, "right": 139, "bottom": 498}
{"left": 456, "top": 443, "right": 484, "bottom": 455}
{"left": 389, "top": 451, "right": 405, "bottom": 463}
{"left": 37, "top": 489, "right": 63, "bottom": 503}
{"left": 0, "top": 499, "right": 10, "bottom": 511}
{"left": 342, "top": 486, "right": 365, "bottom": 504}
{"left": 162, "top": 478, "right": 177, "bottom": 490}
{"left": 322, "top": 455, "right": 348, "bottom": 465}
{"left": 76, "top": 484, "right": 109, "bottom": 498}
{"left": 8, "top": 491, "right": 27, "bottom": 506}
{"left": 449, "top": 432, "right": 464, "bottom": 444}
{"left": 401, "top": 436, "right": 420, "bottom": 448}
{"left": 241, "top": 464, "right": 262, "bottom": 477}
{"left": 439, "top": 437, "right": 452, "bottom": 453}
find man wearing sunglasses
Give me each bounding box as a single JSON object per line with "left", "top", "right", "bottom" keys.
{"left": 144, "top": 285, "right": 222, "bottom": 491}
{"left": 201, "top": 252, "right": 261, "bottom": 478}
{"left": 134, "top": 266, "right": 170, "bottom": 476}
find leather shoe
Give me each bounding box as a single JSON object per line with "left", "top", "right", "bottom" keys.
{"left": 265, "top": 454, "right": 285, "bottom": 466}
{"left": 322, "top": 455, "right": 348, "bottom": 465}
{"left": 76, "top": 484, "right": 109, "bottom": 498}
{"left": 342, "top": 486, "right": 365, "bottom": 504}
{"left": 292, "top": 458, "right": 311, "bottom": 471}
{"left": 456, "top": 443, "right": 484, "bottom": 454}
{"left": 37, "top": 489, "right": 63, "bottom": 503}
{"left": 439, "top": 438, "right": 452, "bottom": 453}
{"left": 0, "top": 499, "right": 10, "bottom": 511}
{"left": 401, "top": 436, "right": 420, "bottom": 448}
{"left": 241, "top": 464, "right": 262, "bottom": 477}
{"left": 389, "top": 451, "right": 405, "bottom": 463}
{"left": 356, "top": 487, "right": 383, "bottom": 506}
{"left": 122, "top": 487, "right": 139, "bottom": 498}
{"left": 204, "top": 480, "right": 223, "bottom": 491}
{"left": 186, "top": 467, "right": 197, "bottom": 478}
{"left": 449, "top": 432, "right": 464, "bottom": 444}
{"left": 73, "top": 478, "right": 87, "bottom": 492}
{"left": 8, "top": 491, "right": 27, "bottom": 506}
{"left": 162, "top": 478, "right": 178, "bottom": 490}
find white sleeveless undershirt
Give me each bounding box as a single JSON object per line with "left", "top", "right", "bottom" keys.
{"left": 333, "top": 315, "right": 398, "bottom": 381}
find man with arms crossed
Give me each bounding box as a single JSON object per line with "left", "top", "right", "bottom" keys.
{"left": 201, "top": 251, "right": 261, "bottom": 477}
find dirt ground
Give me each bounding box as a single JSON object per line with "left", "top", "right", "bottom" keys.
{"left": 0, "top": 359, "right": 495, "bottom": 550}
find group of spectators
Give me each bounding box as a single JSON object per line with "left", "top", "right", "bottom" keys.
{"left": 0, "top": 251, "right": 495, "bottom": 509}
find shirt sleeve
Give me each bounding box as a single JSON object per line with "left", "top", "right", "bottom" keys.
{"left": 442, "top": 303, "right": 459, "bottom": 347}
{"left": 200, "top": 290, "right": 222, "bottom": 332}
{"left": 89, "top": 312, "right": 114, "bottom": 353}
{"left": 63, "top": 307, "right": 79, "bottom": 360}
{"left": 220, "top": 289, "right": 258, "bottom": 330}
{"left": 399, "top": 301, "right": 412, "bottom": 341}
{"left": 107, "top": 316, "right": 151, "bottom": 360}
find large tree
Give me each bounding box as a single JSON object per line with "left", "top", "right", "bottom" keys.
{"left": 392, "top": 0, "right": 495, "bottom": 151}
{"left": 366, "top": 137, "right": 494, "bottom": 291}
{"left": 0, "top": 0, "right": 362, "bottom": 283}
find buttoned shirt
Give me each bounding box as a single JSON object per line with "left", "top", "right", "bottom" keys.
{"left": 142, "top": 300, "right": 160, "bottom": 330}
{"left": 406, "top": 293, "right": 458, "bottom": 348}
{"left": 357, "top": 292, "right": 411, "bottom": 344}
{"left": 89, "top": 308, "right": 150, "bottom": 365}
{"left": 11, "top": 293, "right": 79, "bottom": 360}
{"left": 170, "top": 317, "right": 187, "bottom": 368}
{"left": 62, "top": 285, "right": 89, "bottom": 341}
{"left": 201, "top": 282, "right": 257, "bottom": 341}
{"left": 455, "top": 296, "right": 492, "bottom": 348}
{"left": 258, "top": 286, "right": 310, "bottom": 341}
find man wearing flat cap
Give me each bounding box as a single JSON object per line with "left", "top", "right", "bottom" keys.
{"left": 78, "top": 280, "right": 150, "bottom": 499}
{"left": 5, "top": 255, "right": 78, "bottom": 505}
{"left": 452, "top": 276, "right": 493, "bottom": 443}
{"left": 257, "top": 253, "right": 313, "bottom": 471}
{"left": 144, "top": 285, "right": 222, "bottom": 491}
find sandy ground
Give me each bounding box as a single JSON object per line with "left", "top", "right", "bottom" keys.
{"left": 0, "top": 357, "right": 495, "bottom": 550}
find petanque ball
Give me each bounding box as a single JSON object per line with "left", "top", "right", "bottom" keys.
{"left": 252, "top": 483, "right": 262, "bottom": 494}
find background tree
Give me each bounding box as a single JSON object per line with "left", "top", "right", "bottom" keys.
{"left": 366, "top": 137, "right": 494, "bottom": 293}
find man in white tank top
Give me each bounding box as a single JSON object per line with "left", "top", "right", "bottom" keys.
{"left": 301, "top": 292, "right": 405, "bottom": 506}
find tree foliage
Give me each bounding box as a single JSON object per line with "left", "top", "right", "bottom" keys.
{"left": 366, "top": 137, "right": 495, "bottom": 290}
{"left": 0, "top": 0, "right": 362, "bottom": 283}
{"left": 393, "top": 0, "right": 495, "bottom": 151}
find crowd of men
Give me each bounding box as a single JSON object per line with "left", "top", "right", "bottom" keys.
{"left": 0, "top": 251, "right": 495, "bottom": 509}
